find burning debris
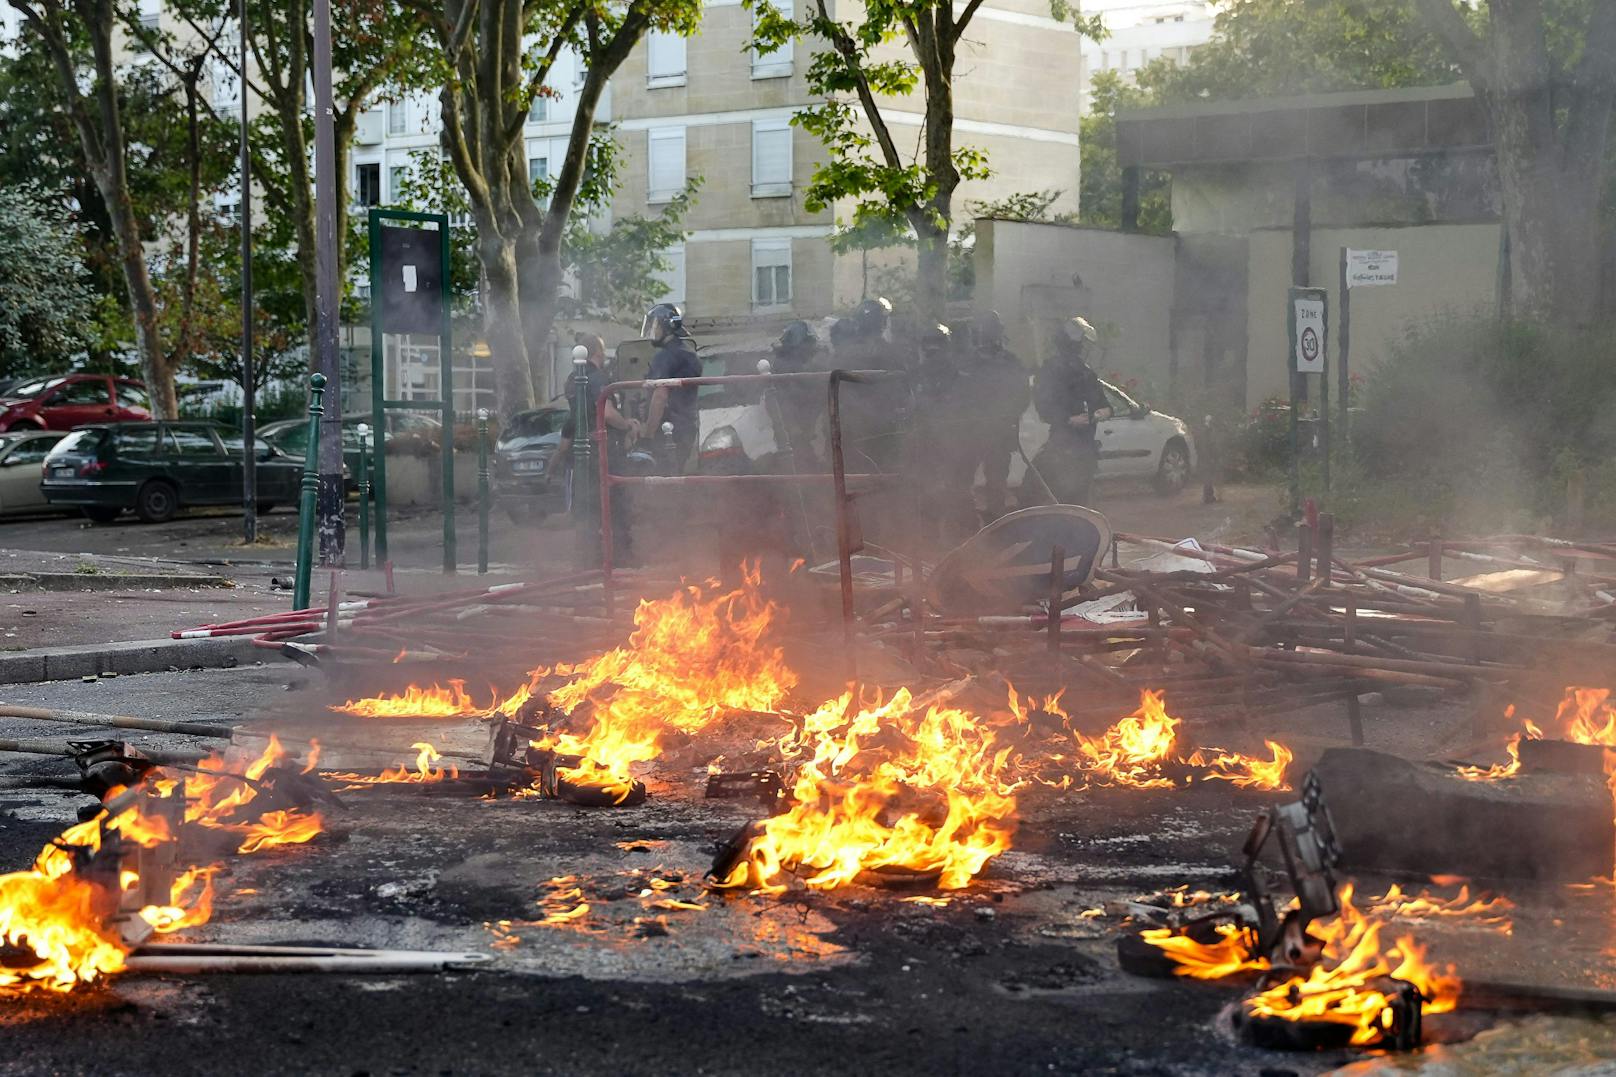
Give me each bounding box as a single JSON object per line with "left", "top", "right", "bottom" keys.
{"left": 332, "top": 680, "right": 487, "bottom": 719}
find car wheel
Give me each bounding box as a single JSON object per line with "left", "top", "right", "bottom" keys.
{"left": 134, "top": 480, "right": 178, "bottom": 524}
{"left": 1153, "top": 440, "right": 1191, "bottom": 496}
{"left": 82, "top": 506, "right": 121, "bottom": 524}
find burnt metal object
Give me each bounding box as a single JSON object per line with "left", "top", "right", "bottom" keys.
{"left": 485, "top": 717, "right": 646, "bottom": 807}
{"left": 707, "top": 819, "right": 766, "bottom": 883}
{"left": 69, "top": 740, "right": 159, "bottom": 797}
{"left": 1235, "top": 977, "right": 1422, "bottom": 1052}
{"left": 1239, "top": 770, "right": 1342, "bottom": 967}
{"left": 1517, "top": 737, "right": 1611, "bottom": 776}
{"left": 704, "top": 769, "right": 785, "bottom": 808}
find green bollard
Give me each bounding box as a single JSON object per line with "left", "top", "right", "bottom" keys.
{"left": 292, "top": 372, "right": 326, "bottom": 611}
{"left": 357, "top": 421, "right": 371, "bottom": 571}
{"left": 476, "top": 408, "right": 490, "bottom": 575}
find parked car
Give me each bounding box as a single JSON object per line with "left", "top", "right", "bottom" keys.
{"left": 0, "top": 430, "right": 66, "bottom": 516}
{"left": 0, "top": 374, "right": 151, "bottom": 432}
{"left": 258, "top": 411, "right": 442, "bottom": 489}
{"left": 1012, "top": 379, "right": 1197, "bottom": 497}
{"left": 493, "top": 405, "right": 569, "bottom": 521}
{"left": 40, "top": 421, "right": 301, "bottom": 524}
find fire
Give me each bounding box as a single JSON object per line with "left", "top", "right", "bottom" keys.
{"left": 1456, "top": 732, "right": 1526, "bottom": 781}
{"left": 1074, "top": 690, "right": 1180, "bottom": 788}
{"left": 711, "top": 688, "right": 1019, "bottom": 893}
{"left": 1454, "top": 687, "right": 1616, "bottom": 781}
{"left": 1056, "top": 690, "right": 1292, "bottom": 792}
{"left": 1139, "top": 922, "right": 1265, "bottom": 979}
{"left": 0, "top": 867, "right": 127, "bottom": 992}
{"left": 181, "top": 737, "right": 326, "bottom": 850}
{"left": 331, "top": 679, "right": 485, "bottom": 719}
{"left": 1363, "top": 883, "right": 1513, "bottom": 934}
{"left": 326, "top": 742, "right": 460, "bottom": 787}
{"left": 1243, "top": 885, "right": 1460, "bottom": 1046}
{"left": 511, "top": 568, "right": 797, "bottom": 799}
{"left": 136, "top": 865, "right": 219, "bottom": 934}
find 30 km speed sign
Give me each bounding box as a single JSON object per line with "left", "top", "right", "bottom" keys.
{"left": 1289, "top": 289, "right": 1327, "bottom": 374}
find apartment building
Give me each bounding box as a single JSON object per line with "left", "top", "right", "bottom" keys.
{"left": 611, "top": 0, "right": 1087, "bottom": 327}
{"left": 1078, "top": 0, "right": 1215, "bottom": 114}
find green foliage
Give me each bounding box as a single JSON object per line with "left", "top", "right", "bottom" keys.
{"left": 1078, "top": 70, "right": 1171, "bottom": 232}
{"left": 0, "top": 183, "right": 97, "bottom": 376}
{"left": 1349, "top": 315, "right": 1616, "bottom": 532}
{"left": 1138, "top": 0, "right": 1463, "bottom": 104}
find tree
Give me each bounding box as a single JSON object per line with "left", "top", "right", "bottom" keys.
{"left": 178, "top": 0, "right": 427, "bottom": 343}
{"left": 749, "top": 0, "right": 1103, "bottom": 326}
{"left": 1078, "top": 71, "right": 1171, "bottom": 233}
{"left": 412, "top": 0, "right": 700, "bottom": 417}
{"left": 1409, "top": 0, "right": 1616, "bottom": 321}
{"left": 7, "top": 0, "right": 236, "bottom": 416}
{"left": 0, "top": 183, "right": 97, "bottom": 376}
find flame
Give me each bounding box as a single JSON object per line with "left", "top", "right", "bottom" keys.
{"left": 331, "top": 679, "right": 485, "bottom": 719}
{"left": 1139, "top": 922, "right": 1266, "bottom": 979}
{"left": 712, "top": 688, "right": 1019, "bottom": 894}
{"left": 233, "top": 810, "right": 325, "bottom": 855}
{"left": 514, "top": 567, "right": 796, "bottom": 799}
{"left": 1363, "top": 883, "right": 1512, "bottom": 934}
{"left": 1185, "top": 742, "right": 1295, "bottom": 790}
{"left": 1243, "top": 885, "right": 1460, "bottom": 1046}
{"left": 0, "top": 868, "right": 126, "bottom": 992}
{"left": 1455, "top": 687, "right": 1616, "bottom": 781}
{"left": 137, "top": 865, "right": 219, "bottom": 934}
{"left": 1073, "top": 690, "right": 1181, "bottom": 788}
{"left": 326, "top": 742, "right": 460, "bottom": 787}
{"left": 181, "top": 737, "right": 326, "bottom": 850}
{"left": 1456, "top": 732, "right": 1525, "bottom": 781}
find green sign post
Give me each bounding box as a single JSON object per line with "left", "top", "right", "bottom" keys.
{"left": 367, "top": 209, "right": 455, "bottom": 573}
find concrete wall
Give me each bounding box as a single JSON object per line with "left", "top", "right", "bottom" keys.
{"left": 1244, "top": 222, "right": 1501, "bottom": 407}
{"left": 974, "top": 219, "right": 1178, "bottom": 391}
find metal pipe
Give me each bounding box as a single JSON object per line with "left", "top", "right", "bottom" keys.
{"left": 238, "top": 0, "right": 255, "bottom": 546}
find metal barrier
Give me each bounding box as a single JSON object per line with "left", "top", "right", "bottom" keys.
{"left": 591, "top": 369, "right": 905, "bottom": 641}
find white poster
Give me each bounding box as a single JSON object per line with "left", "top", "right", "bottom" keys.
{"left": 1293, "top": 295, "right": 1326, "bottom": 374}
{"left": 1346, "top": 249, "right": 1398, "bottom": 288}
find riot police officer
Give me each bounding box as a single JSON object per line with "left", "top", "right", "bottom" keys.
{"left": 836, "top": 297, "right": 905, "bottom": 470}
{"left": 1030, "top": 316, "right": 1112, "bottom": 506}
{"left": 967, "top": 311, "right": 1032, "bottom": 520}
{"left": 640, "top": 302, "right": 702, "bottom": 472}
{"left": 770, "top": 320, "right": 823, "bottom": 467}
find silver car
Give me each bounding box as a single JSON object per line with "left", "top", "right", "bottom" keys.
{"left": 0, "top": 430, "right": 66, "bottom": 515}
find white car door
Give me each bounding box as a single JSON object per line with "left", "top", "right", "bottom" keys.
{"left": 1094, "top": 382, "right": 1159, "bottom": 479}
{"left": 0, "top": 435, "right": 57, "bottom": 513}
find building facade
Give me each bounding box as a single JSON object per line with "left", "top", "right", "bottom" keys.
{"left": 1077, "top": 0, "right": 1214, "bottom": 114}
{"left": 611, "top": 0, "right": 1088, "bottom": 328}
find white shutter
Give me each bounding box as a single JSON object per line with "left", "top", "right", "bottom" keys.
{"left": 751, "top": 120, "right": 792, "bottom": 198}
{"left": 752, "top": 0, "right": 794, "bottom": 78}
{"left": 647, "top": 127, "right": 686, "bottom": 203}
{"left": 646, "top": 31, "right": 687, "bottom": 86}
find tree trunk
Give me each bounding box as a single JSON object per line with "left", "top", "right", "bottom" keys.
{"left": 107, "top": 187, "right": 176, "bottom": 417}
{"left": 914, "top": 223, "right": 949, "bottom": 330}
{"left": 480, "top": 234, "right": 536, "bottom": 415}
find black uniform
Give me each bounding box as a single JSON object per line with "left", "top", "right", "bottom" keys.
{"left": 1031, "top": 355, "right": 1108, "bottom": 506}
{"left": 967, "top": 341, "right": 1032, "bottom": 519}
{"left": 646, "top": 336, "right": 701, "bottom": 471}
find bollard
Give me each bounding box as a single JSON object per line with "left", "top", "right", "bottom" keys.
{"left": 292, "top": 372, "right": 327, "bottom": 611}
{"left": 568, "top": 347, "right": 596, "bottom": 566}
{"left": 356, "top": 422, "right": 371, "bottom": 571}
{"left": 477, "top": 408, "right": 490, "bottom": 575}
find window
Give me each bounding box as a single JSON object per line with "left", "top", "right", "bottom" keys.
{"left": 7, "top": 438, "right": 56, "bottom": 466}
{"left": 390, "top": 165, "right": 408, "bottom": 203}
{"left": 137, "top": 0, "right": 160, "bottom": 29}
{"left": 653, "top": 244, "right": 686, "bottom": 305}
{"left": 1119, "top": 50, "right": 1130, "bottom": 71}
{"left": 115, "top": 383, "right": 149, "bottom": 409}
{"left": 212, "top": 51, "right": 241, "bottom": 111}
{"left": 751, "top": 0, "right": 793, "bottom": 78}
{"left": 646, "top": 127, "right": 686, "bottom": 203}
{"left": 646, "top": 30, "right": 686, "bottom": 87}
{"left": 51, "top": 379, "right": 109, "bottom": 406}
{"left": 356, "top": 162, "right": 381, "bottom": 206}
{"left": 751, "top": 239, "right": 791, "bottom": 308}
{"left": 751, "top": 119, "right": 792, "bottom": 198}
{"left": 113, "top": 427, "right": 158, "bottom": 456}
{"left": 388, "top": 100, "right": 406, "bottom": 135}
{"left": 529, "top": 156, "right": 549, "bottom": 207}
{"left": 528, "top": 94, "right": 548, "bottom": 123}
{"left": 165, "top": 428, "right": 223, "bottom": 457}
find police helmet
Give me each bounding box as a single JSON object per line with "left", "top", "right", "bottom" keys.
{"left": 974, "top": 310, "right": 1005, "bottom": 350}
{"left": 775, "top": 319, "right": 818, "bottom": 354}
{"left": 642, "top": 302, "right": 689, "bottom": 340}
{"left": 918, "top": 322, "right": 953, "bottom": 355}
{"left": 1056, "top": 316, "right": 1098, "bottom": 358}
{"left": 854, "top": 297, "right": 892, "bottom": 336}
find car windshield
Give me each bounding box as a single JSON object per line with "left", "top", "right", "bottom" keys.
{"left": 45, "top": 428, "right": 104, "bottom": 459}
{"left": 9, "top": 377, "right": 64, "bottom": 399}
{"left": 504, "top": 411, "right": 567, "bottom": 439}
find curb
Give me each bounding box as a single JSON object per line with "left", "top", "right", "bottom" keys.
{"left": 0, "top": 572, "right": 234, "bottom": 592}
{"left": 0, "top": 636, "right": 274, "bottom": 684}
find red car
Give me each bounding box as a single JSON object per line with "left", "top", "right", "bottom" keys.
{"left": 0, "top": 374, "right": 152, "bottom": 432}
